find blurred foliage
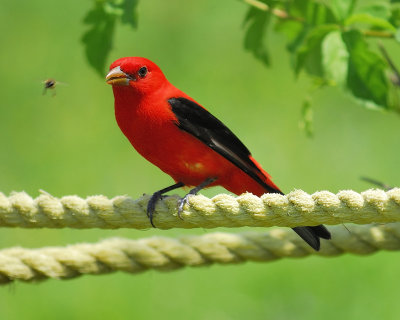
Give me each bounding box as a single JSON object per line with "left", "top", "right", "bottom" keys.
{"left": 299, "top": 96, "right": 313, "bottom": 137}
{"left": 243, "top": 3, "right": 273, "bottom": 65}
{"left": 242, "top": 0, "right": 400, "bottom": 133}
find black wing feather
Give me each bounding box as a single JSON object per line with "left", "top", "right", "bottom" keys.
{"left": 168, "top": 97, "right": 281, "bottom": 194}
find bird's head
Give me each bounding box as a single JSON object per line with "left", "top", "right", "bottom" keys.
{"left": 106, "top": 57, "right": 167, "bottom": 96}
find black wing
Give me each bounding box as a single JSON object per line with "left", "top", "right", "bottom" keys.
{"left": 168, "top": 97, "right": 281, "bottom": 194}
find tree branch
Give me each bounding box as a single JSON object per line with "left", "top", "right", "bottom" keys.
{"left": 378, "top": 43, "right": 400, "bottom": 87}
{"left": 243, "top": 0, "right": 302, "bottom": 21}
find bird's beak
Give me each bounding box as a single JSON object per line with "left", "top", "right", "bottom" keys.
{"left": 106, "top": 66, "right": 130, "bottom": 86}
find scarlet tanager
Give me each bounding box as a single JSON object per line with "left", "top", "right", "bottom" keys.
{"left": 106, "top": 57, "right": 331, "bottom": 251}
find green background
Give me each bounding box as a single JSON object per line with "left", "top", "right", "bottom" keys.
{"left": 0, "top": 0, "right": 399, "bottom": 319}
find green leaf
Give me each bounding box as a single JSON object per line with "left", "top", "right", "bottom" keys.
{"left": 308, "top": 2, "right": 337, "bottom": 26}
{"left": 390, "top": 7, "right": 400, "bottom": 28}
{"left": 102, "top": 0, "right": 139, "bottom": 27}
{"left": 345, "top": 13, "right": 396, "bottom": 31}
{"left": 286, "top": 26, "right": 309, "bottom": 54}
{"left": 359, "top": 3, "right": 391, "bottom": 20}
{"left": 299, "top": 98, "right": 314, "bottom": 137}
{"left": 243, "top": 4, "right": 272, "bottom": 66}
{"left": 342, "top": 30, "right": 389, "bottom": 109}
{"left": 82, "top": 0, "right": 139, "bottom": 76}
{"left": 274, "top": 20, "right": 303, "bottom": 42}
{"left": 120, "top": 0, "right": 139, "bottom": 28}
{"left": 330, "top": 0, "right": 356, "bottom": 22}
{"left": 322, "top": 31, "right": 349, "bottom": 85}
{"left": 284, "top": 0, "right": 336, "bottom": 26}
{"left": 274, "top": 19, "right": 308, "bottom": 53}
{"left": 294, "top": 24, "right": 338, "bottom": 77}
{"left": 82, "top": 2, "right": 117, "bottom": 77}
{"left": 104, "top": 1, "right": 124, "bottom": 16}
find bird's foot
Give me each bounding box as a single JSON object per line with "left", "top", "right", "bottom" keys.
{"left": 146, "top": 182, "right": 185, "bottom": 228}
{"left": 177, "top": 194, "right": 192, "bottom": 220}
{"left": 147, "top": 192, "right": 167, "bottom": 228}
{"left": 177, "top": 177, "right": 217, "bottom": 220}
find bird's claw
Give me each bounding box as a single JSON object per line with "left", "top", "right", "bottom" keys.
{"left": 145, "top": 182, "right": 186, "bottom": 228}
{"left": 177, "top": 178, "right": 217, "bottom": 220}
{"left": 147, "top": 192, "right": 167, "bottom": 227}
{"left": 177, "top": 194, "right": 192, "bottom": 220}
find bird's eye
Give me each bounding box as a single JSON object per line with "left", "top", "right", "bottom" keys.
{"left": 138, "top": 66, "right": 148, "bottom": 78}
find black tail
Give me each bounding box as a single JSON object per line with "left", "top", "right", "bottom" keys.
{"left": 292, "top": 225, "right": 331, "bottom": 251}
{"left": 254, "top": 186, "right": 331, "bottom": 251}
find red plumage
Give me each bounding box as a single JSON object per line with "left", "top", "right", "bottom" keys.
{"left": 109, "top": 57, "right": 278, "bottom": 195}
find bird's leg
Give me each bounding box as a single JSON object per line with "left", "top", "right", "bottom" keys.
{"left": 147, "top": 182, "right": 185, "bottom": 227}
{"left": 178, "top": 177, "right": 217, "bottom": 219}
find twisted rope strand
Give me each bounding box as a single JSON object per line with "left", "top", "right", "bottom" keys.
{"left": 1, "top": 222, "right": 400, "bottom": 284}
{"left": 0, "top": 189, "right": 399, "bottom": 229}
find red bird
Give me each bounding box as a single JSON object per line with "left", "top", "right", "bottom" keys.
{"left": 106, "top": 57, "right": 331, "bottom": 250}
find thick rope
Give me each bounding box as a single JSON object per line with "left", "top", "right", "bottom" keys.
{"left": 1, "top": 222, "right": 400, "bottom": 284}
{"left": 0, "top": 189, "right": 399, "bottom": 229}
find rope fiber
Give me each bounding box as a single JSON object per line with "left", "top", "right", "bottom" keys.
{"left": 1, "top": 188, "right": 399, "bottom": 284}
{"left": 1, "top": 222, "right": 400, "bottom": 283}
{"left": 0, "top": 188, "right": 399, "bottom": 229}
